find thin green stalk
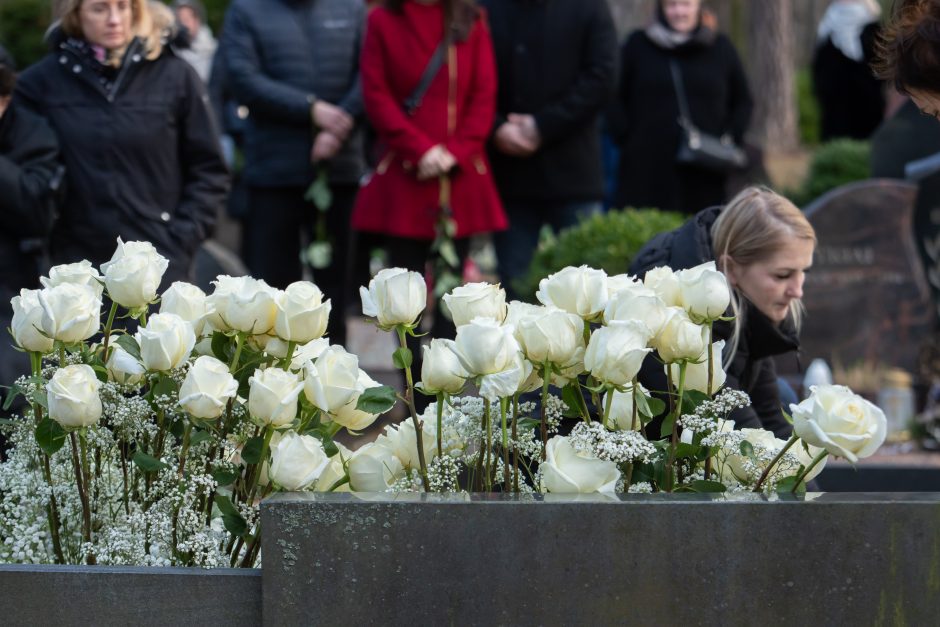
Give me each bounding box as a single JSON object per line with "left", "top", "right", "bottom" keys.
{"left": 790, "top": 449, "right": 829, "bottom": 493}
{"left": 177, "top": 423, "right": 193, "bottom": 478}
{"left": 706, "top": 322, "right": 714, "bottom": 397}
{"left": 752, "top": 434, "right": 799, "bottom": 493}
{"left": 436, "top": 393, "right": 445, "bottom": 459}
{"left": 665, "top": 362, "right": 686, "bottom": 493}
{"left": 511, "top": 395, "right": 520, "bottom": 492}
{"left": 602, "top": 387, "right": 613, "bottom": 429}
{"left": 396, "top": 326, "right": 429, "bottom": 492}
{"left": 484, "top": 398, "right": 492, "bottom": 492}
{"left": 230, "top": 332, "right": 244, "bottom": 374}
{"left": 244, "top": 425, "right": 274, "bottom": 506}
{"left": 70, "top": 432, "right": 95, "bottom": 564}
{"left": 281, "top": 340, "right": 296, "bottom": 370}
{"left": 30, "top": 352, "right": 64, "bottom": 563}
{"left": 500, "top": 397, "right": 510, "bottom": 491}
{"left": 101, "top": 300, "right": 119, "bottom": 364}
{"left": 540, "top": 360, "right": 551, "bottom": 461}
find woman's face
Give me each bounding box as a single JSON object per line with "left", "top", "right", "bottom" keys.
{"left": 662, "top": 0, "right": 701, "bottom": 34}
{"left": 79, "top": 0, "right": 132, "bottom": 50}
{"left": 725, "top": 236, "right": 815, "bottom": 324}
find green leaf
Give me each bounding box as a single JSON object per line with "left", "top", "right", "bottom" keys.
{"left": 151, "top": 375, "right": 178, "bottom": 400}
{"left": 189, "top": 430, "right": 212, "bottom": 448}
{"left": 214, "top": 494, "right": 239, "bottom": 516}
{"left": 644, "top": 397, "right": 666, "bottom": 418}
{"left": 659, "top": 412, "right": 676, "bottom": 439}
{"left": 392, "top": 347, "right": 413, "bottom": 370}
{"left": 439, "top": 240, "right": 460, "bottom": 269}
{"left": 211, "top": 468, "right": 240, "bottom": 487}
{"left": 32, "top": 389, "right": 48, "bottom": 410}
{"left": 774, "top": 476, "right": 806, "bottom": 495}
{"left": 223, "top": 512, "right": 248, "bottom": 537}
{"left": 674, "top": 443, "right": 697, "bottom": 459}
{"left": 322, "top": 437, "right": 339, "bottom": 458}
{"left": 689, "top": 480, "right": 727, "bottom": 493}
{"left": 2, "top": 382, "right": 24, "bottom": 411}
{"left": 241, "top": 436, "right": 265, "bottom": 465}
{"left": 35, "top": 418, "right": 67, "bottom": 455}
{"left": 355, "top": 385, "right": 397, "bottom": 415}
{"left": 132, "top": 451, "right": 168, "bottom": 473}
{"left": 210, "top": 331, "right": 231, "bottom": 363}
{"left": 114, "top": 334, "right": 142, "bottom": 361}
{"left": 561, "top": 383, "right": 584, "bottom": 418}
{"left": 739, "top": 440, "right": 755, "bottom": 459}
{"left": 305, "top": 170, "right": 333, "bottom": 211}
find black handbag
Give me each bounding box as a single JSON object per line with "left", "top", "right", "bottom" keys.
{"left": 669, "top": 60, "right": 748, "bottom": 173}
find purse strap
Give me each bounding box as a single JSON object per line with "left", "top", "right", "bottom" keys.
{"left": 668, "top": 59, "right": 694, "bottom": 128}
{"left": 403, "top": 32, "right": 453, "bottom": 116}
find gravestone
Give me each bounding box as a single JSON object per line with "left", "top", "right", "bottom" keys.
{"left": 796, "top": 179, "right": 933, "bottom": 384}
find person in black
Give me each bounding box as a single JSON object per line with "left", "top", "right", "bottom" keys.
{"left": 812, "top": 0, "right": 885, "bottom": 141}
{"left": 615, "top": 0, "right": 752, "bottom": 215}
{"left": 0, "top": 46, "right": 62, "bottom": 419}
{"left": 219, "top": 0, "right": 365, "bottom": 347}
{"left": 630, "top": 187, "right": 816, "bottom": 439}
{"left": 13, "top": 0, "right": 228, "bottom": 287}
{"left": 480, "top": 0, "right": 617, "bottom": 301}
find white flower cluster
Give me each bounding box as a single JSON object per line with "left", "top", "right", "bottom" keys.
{"left": 568, "top": 422, "right": 657, "bottom": 465}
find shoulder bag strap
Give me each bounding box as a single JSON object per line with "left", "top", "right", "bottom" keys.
{"left": 403, "top": 31, "right": 453, "bottom": 116}
{"left": 668, "top": 59, "right": 694, "bottom": 128}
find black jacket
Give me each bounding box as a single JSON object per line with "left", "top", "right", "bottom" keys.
{"left": 220, "top": 0, "right": 365, "bottom": 187}
{"left": 480, "top": 0, "right": 616, "bottom": 202}
{"left": 629, "top": 207, "right": 797, "bottom": 439}
{"left": 14, "top": 35, "right": 228, "bottom": 284}
{"left": 615, "top": 30, "right": 752, "bottom": 214}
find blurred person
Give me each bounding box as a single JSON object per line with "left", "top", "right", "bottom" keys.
{"left": 615, "top": 0, "right": 752, "bottom": 215}
{"left": 172, "top": 0, "right": 216, "bottom": 84}
{"left": 351, "top": 0, "right": 506, "bottom": 336}
{"left": 221, "top": 0, "right": 365, "bottom": 347}
{"left": 813, "top": 0, "right": 885, "bottom": 141}
{"left": 0, "top": 45, "right": 62, "bottom": 417}
{"left": 874, "top": 0, "right": 940, "bottom": 118}
{"left": 630, "top": 187, "right": 816, "bottom": 439}
{"left": 481, "top": 0, "right": 616, "bottom": 300}
{"left": 14, "top": 0, "right": 228, "bottom": 286}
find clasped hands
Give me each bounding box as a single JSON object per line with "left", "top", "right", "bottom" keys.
{"left": 417, "top": 144, "right": 457, "bottom": 180}
{"left": 311, "top": 100, "right": 353, "bottom": 163}
{"left": 494, "top": 113, "right": 540, "bottom": 157}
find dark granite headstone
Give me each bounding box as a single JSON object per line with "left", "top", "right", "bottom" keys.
{"left": 798, "top": 180, "right": 933, "bottom": 378}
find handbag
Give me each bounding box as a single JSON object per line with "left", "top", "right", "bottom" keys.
{"left": 669, "top": 60, "right": 748, "bottom": 173}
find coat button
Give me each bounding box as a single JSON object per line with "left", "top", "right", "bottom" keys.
{"left": 160, "top": 212, "right": 171, "bottom": 222}
{"left": 72, "top": 64, "right": 82, "bottom": 73}
{"left": 59, "top": 56, "right": 67, "bottom": 64}
{"left": 132, "top": 54, "right": 141, "bottom": 62}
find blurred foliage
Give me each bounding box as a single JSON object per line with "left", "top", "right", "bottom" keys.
{"left": 0, "top": 0, "right": 54, "bottom": 70}
{"left": 796, "top": 67, "right": 820, "bottom": 147}
{"left": 514, "top": 208, "right": 685, "bottom": 302}
{"left": 788, "top": 139, "right": 871, "bottom": 207}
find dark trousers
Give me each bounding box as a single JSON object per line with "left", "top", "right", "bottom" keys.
{"left": 245, "top": 184, "right": 357, "bottom": 347}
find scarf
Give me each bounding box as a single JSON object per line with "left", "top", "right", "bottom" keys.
{"left": 817, "top": 0, "right": 881, "bottom": 62}
{"left": 645, "top": 19, "right": 716, "bottom": 51}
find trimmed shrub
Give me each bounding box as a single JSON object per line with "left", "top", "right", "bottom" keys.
{"left": 0, "top": 0, "right": 52, "bottom": 70}
{"left": 790, "top": 139, "right": 871, "bottom": 206}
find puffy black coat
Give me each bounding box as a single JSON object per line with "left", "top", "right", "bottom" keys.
{"left": 480, "top": 0, "right": 617, "bottom": 202}
{"left": 615, "top": 30, "right": 752, "bottom": 214}
{"left": 220, "top": 0, "right": 365, "bottom": 187}
{"left": 629, "top": 207, "right": 797, "bottom": 439}
{"left": 14, "top": 35, "right": 228, "bottom": 284}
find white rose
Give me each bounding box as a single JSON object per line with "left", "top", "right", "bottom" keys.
{"left": 137, "top": 313, "right": 196, "bottom": 371}
{"left": 331, "top": 370, "right": 385, "bottom": 431}
{"left": 106, "top": 345, "right": 145, "bottom": 386}
{"left": 504, "top": 300, "right": 544, "bottom": 345}
{"left": 263, "top": 336, "right": 331, "bottom": 371}
{"left": 205, "top": 275, "right": 278, "bottom": 335}
{"left": 268, "top": 431, "right": 330, "bottom": 491}
{"left": 442, "top": 282, "right": 507, "bottom": 327}
{"left": 718, "top": 428, "right": 827, "bottom": 486}
{"left": 478, "top": 353, "right": 534, "bottom": 401}
{"left": 100, "top": 238, "right": 169, "bottom": 309}
{"left": 179, "top": 355, "right": 238, "bottom": 420}
{"left": 653, "top": 307, "right": 708, "bottom": 364}
{"left": 643, "top": 266, "right": 682, "bottom": 307}
{"left": 676, "top": 261, "right": 731, "bottom": 323}
{"left": 348, "top": 442, "right": 405, "bottom": 492}
{"left": 603, "top": 285, "right": 669, "bottom": 338}
{"left": 517, "top": 307, "right": 585, "bottom": 368}
{"left": 11, "top": 289, "right": 53, "bottom": 352}
{"left": 791, "top": 384, "right": 887, "bottom": 463}
{"left": 455, "top": 317, "right": 520, "bottom": 376}
{"left": 584, "top": 320, "right": 652, "bottom": 387}
{"left": 667, "top": 340, "right": 727, "bottom": 395}
{"left": 40, "top": 261, "right": 104, "bottom": 298}
{"left": 605, "top": 383, "right": 649, "bottom": 431}
{"left": 248, "top": 367, "right": 305, "bottom": 427}
{"left": 377, "top": 419, "right": 438, "bottom": 470}
{"left": 303, "top": 345, "right": 361, "bottom": 414}
{"left": 274, "top": 281, "right": 331, "bottom": 343}
{"left": 536, "top": 265, "right": 608, "bottom": 321}
{"left": 160, "top": 282, "right": 208, "bottom": 336}
{"left": 315, "top": 443, "right": 352, "bottom": 492}
{"left": 47, "top": 364, "right": 103, "bottom": 429}
{"left": 418, "top": 339, "right": 469, "bottom": 395}
{"left": 359, "top": 267, "right": 426, "bottom": 328}
{"left": 606, "top": 273, "right": 642, "bottom": 298}
{"left": 38, "top": 283, "right": 101, "bottom": 343}
{"left": 541, "top": 436, "right": 620, "bottom": 493}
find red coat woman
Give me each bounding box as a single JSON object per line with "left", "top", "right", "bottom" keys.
{"left": 351, "top": 0, "right": 506, "bottom": 242}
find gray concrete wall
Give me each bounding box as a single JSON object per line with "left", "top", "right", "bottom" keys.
{"left": 262, "top": 492, "right": 940, "bottom": 626}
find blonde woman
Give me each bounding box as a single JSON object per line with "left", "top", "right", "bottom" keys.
{"left": 14, "top": 0, "right": 228, "bottom": 285}
{"left": 630, "top": 187, "right": 816, "bottom": 438}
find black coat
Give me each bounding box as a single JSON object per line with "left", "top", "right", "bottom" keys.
{"left": 812, "top": 23, "right": 884, "bottom": 142}
{"left": 14, "top": 36, "right": 228, "bottom": 284}
{"left": 629, "top": 207, "right": 797, "bottom": 439}
{"left": 220, "top": 0, "right": 365, "bottom": 187}
{"left": 615, "top": 30, "right": 752, "bottom": 214}
{"left": 480, "top": 0, "right": 617, "bottom": 202}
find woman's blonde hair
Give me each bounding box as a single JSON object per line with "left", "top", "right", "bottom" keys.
{"left": 710, "top": 186, "right": 816, "bottom": 365}
{"left": 59, "top": 0, "right": 163, "bottom": 64}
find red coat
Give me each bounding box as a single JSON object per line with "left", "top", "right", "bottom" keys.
{"left": 351, "top": 2, "right": 507, "bottom": 240}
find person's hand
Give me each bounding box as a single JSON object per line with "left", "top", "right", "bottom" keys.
{"left": 311, "top": 131, "right": 342, "bottom": 163}
{"left": 417, "top": 144, "right": 456, "bottom": 180}
{"left": 508, "top": 113, "right": 541, "bottom": 149}
{"left": 493, "top": 120, "right": 538, "bottom": 157}
{"left": 0, "top": 96, "right": 9, "bottom": 120}
{"left": 312, "top": 100, "right": 353, "bottom": 141}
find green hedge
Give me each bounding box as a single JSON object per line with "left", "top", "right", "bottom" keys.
{"left": 0, "top": 0, "right": 52, "bottom": 70}
{"left": 514, "top": 208, "right": 685, "bottom": 302}
{"left": 789, "top": 139, "right": 871, "bottom": 207}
